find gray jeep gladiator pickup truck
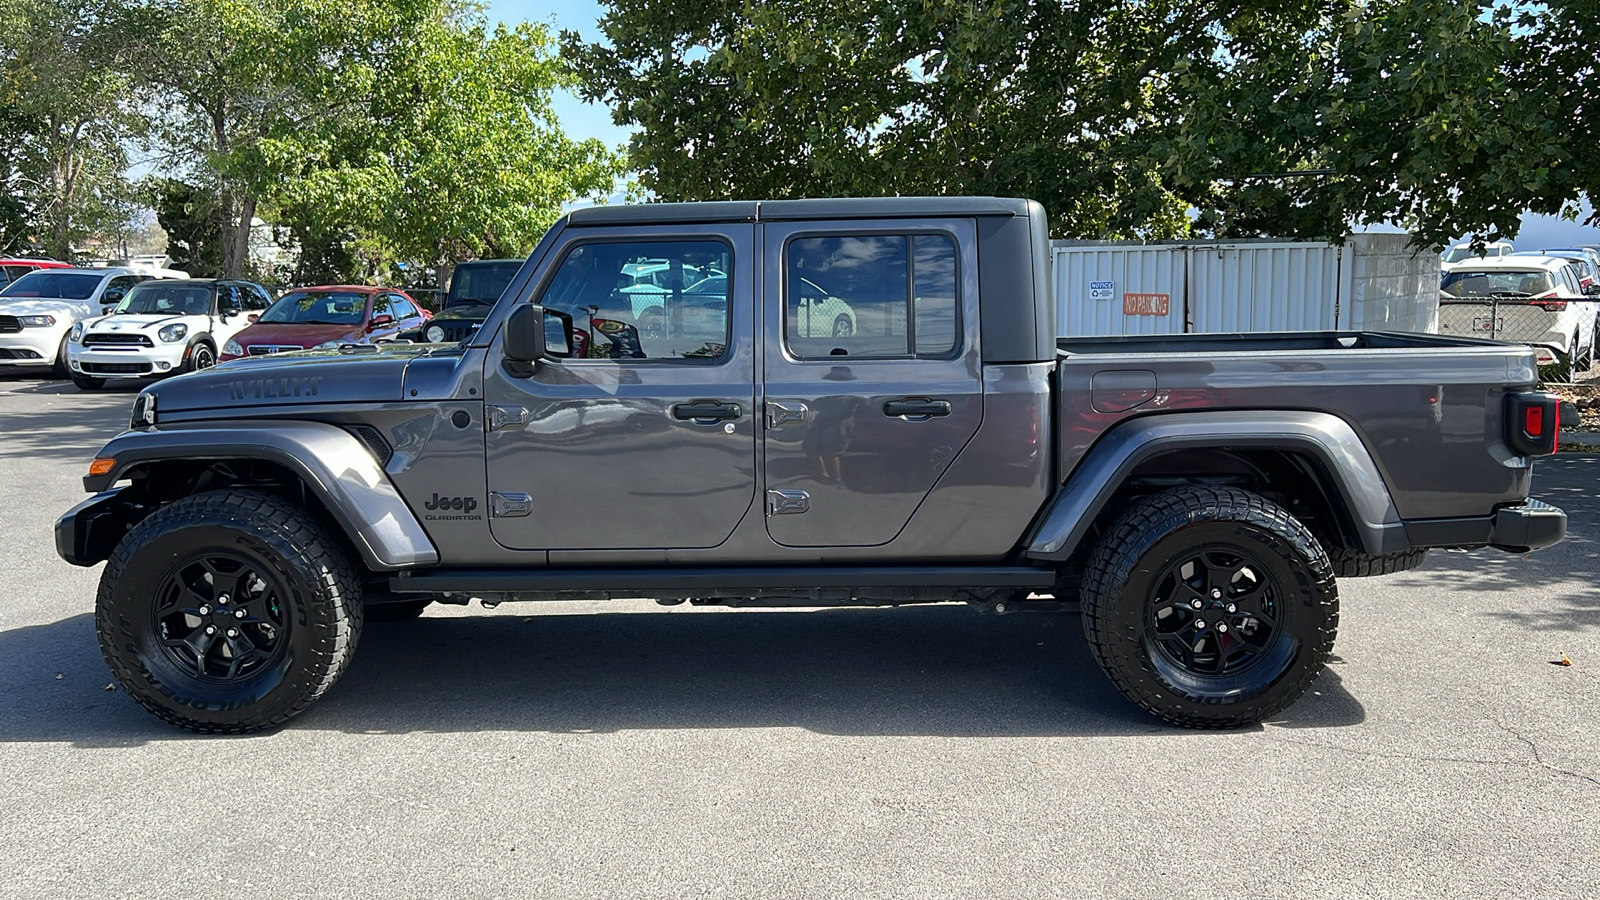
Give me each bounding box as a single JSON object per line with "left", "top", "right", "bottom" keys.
{"left": 57, "top": 197, "right": 1567, "bottom": 733}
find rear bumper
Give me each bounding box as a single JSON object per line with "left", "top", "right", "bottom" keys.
{"left": 1404, "top": 498, "right": 1567, "bottom": 554}
{"left": 1489, "top": 499, "right": 1567, "bottom": 553}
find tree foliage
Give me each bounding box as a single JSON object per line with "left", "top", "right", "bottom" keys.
{"left": 568, "top": 0, "right": 1597, "bottom": 244}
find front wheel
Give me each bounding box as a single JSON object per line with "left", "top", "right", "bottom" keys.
{"left": 70, "top": 372, "right": 106, "bottom": 391}
{"left": 183, "top": 341, "right": 216, "bottom": 374}
{"left": 832, "top": 314, "right": 853, "bottom": 337}
{"left": 96, "top": 490, "right": 363, "bottom": 733}
{"left": 1080, "top": 487, "right": 1338, "bottom": 729}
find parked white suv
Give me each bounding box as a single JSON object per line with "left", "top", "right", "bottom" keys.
{"left": 1438, "top": 255, "right": 1600, "bottom": 380}
{"left": 1441, "top": 241, "right": 1515, "bottom": 270}
{"left": 0, "top": 268, "right": 156, "bottom": 377}
{"left": 67, "top": 279, "right": 273, "bottom": 389}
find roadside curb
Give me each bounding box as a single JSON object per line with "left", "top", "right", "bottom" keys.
{"left": 1558, "top": 429, "right": 1600, "bottom": 452}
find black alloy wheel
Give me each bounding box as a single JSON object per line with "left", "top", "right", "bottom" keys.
{"left": 151, "top": 554, "right": 291, "bottom": 682}
{"left": 1080, "top": 486, "right": 1338, "bottom": 728}
{"left": 187, "top": 342, "right": 216, "bottom": 372}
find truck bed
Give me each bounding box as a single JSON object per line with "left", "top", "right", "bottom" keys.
{"left": 1053, "top": 330, "right": 1540, "bottom": 522}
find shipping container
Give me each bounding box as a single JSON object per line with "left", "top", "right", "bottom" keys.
{"left": 1053, "top": 234, "right": 1441, "bottom": 337}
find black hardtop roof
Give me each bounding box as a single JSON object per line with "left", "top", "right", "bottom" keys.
{"left": 566, "top": 196, "right": 1033, "bottom": 227}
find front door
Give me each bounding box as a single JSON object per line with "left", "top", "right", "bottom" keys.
{"left": 484, "top": 225, "right": 757, "bottom": 551}
{"left": 760, "top": 218, "right": 984, "bottom": 548}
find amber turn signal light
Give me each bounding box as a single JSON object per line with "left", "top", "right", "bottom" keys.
{"left": 88, "top": 458, "right": 116, "bottom": 477}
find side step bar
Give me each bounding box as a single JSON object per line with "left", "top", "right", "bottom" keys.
{"left": 389, "top": 566, "right": 1057, "bottom": 595}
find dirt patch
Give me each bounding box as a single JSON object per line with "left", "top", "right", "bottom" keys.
{"left": 1552, "top": 382, "right": 1600, "bottom": 430}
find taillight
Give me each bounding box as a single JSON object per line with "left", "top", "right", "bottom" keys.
{"left": 1532, "top": 300, "right": 1568, "bottom": 311}
{"left": 1505, "top": 391, "right": 1559, "bottom": 456}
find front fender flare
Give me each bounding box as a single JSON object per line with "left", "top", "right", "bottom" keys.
{"left": 1025, "top": 410, "right": 1404, "bottom": 562}
{"left": 81, "top": 420, "right": 438, "bottom": 570}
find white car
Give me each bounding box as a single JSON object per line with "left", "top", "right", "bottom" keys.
{"left": 0, "top": 267, "right": 154, "bottom": 377}
{"left": 67, "top": 278, "right": 272, "bottom": 389}
{"left": 1441, "top": 240, "right": 1515, "bottom": 271}
{"left": 1438, "top": 255, "right": 1600, "bottom": 380}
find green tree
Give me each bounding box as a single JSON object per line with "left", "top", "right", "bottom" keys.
{"left": 147, "top": 178, "right": 225, "bottom": 277}
{"left": 0, "top": 0, "right": 143, "bottom": 259}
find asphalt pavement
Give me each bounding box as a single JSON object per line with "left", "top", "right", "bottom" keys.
{"left": 1, "top": 374, "right": 1596, "bottom": 899}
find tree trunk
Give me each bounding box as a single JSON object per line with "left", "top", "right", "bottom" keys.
{"left": 223, "top": 194, "right": 258, "bottom": 278}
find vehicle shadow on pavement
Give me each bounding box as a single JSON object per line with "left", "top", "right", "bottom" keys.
{"left": 0, "top": 377, "right": 137, "bottom": 462}
{"left": 1389, "top": 453, "right": 1600, "bottom": 632}
{"left": 0, "top": 607, "right": 1365, "bottom": 745}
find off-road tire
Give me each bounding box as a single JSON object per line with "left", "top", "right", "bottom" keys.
{"left": 96, "top": 489, "right": 363, "bottom": 733}
{"left": 1325, "top": 546, "right": 1428, "bottom": 578}
{"left": 70, "top": 372, "right": 106, "bottom": 390}
{"left": 1080, "top": 486, "right": 1339, "bottom": 729}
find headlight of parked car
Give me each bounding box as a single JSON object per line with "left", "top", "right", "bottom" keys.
{"left": 425, "top": 325, "right": 446, "bottom": 343}
{"left": 158, "top": 323, "right": 188, "bottom": 343}
{"left": 68, "top": 322, "right": 84, "bottom": 343}
{"left": 223, "top": 339, "right": 244, "bottom": 356}
{"left": 18, "top": 315, "right": 55, "bottom": 327}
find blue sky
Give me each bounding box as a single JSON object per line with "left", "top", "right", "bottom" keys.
{"left": 491, "top": 1, "right": 1599, "bottom": 248}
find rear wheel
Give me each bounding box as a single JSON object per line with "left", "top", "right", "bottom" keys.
{"left": 832, "top": 314, "right": 853, "bottom": 337}
{"left": 1080, "top": 487, "right": 1338, "bottom": 728}
{"left": 96, "top": 490, "right": 363, "bottom": 733}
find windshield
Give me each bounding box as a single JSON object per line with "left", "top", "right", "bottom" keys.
{"left": 1441, "top": 270, "right": 1554, "bottom": 298}
{"left": 260, "top": 290, "right": 368, "bottom": 325}
{"left": 0, "top": 271, "right": 103, "bottom": 300}
{"left": 1442, "top": 247, "right": 1477, "bottom": 264}
{"left": 115, "top": 283, "right": 214, "bottom": 315}
{"left": 446, "top": 260, "right": 521, "bottom": 308}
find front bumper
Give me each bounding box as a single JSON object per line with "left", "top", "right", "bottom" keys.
{"left": 0, "top": 327, "right": 66, "bottom": 366}
{"left": 1489, "top": 499, "right": 1567, "bottom": 553}
{"left": 56, "top": 487, "right": 144, "bottom": 566}
{"left": 68, "top": 341, "right": 189, "bottom": 378}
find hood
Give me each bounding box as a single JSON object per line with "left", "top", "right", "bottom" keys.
{"left": 85, "top": 313, "right": 191, "bottom": 332}
{"left": 231, "top": 322, "right": 362, "bottom": 348}
{"left": 430, "top": 304, "right": 493, "bottom": 323}
{"left": 144, "top": 345, "right": 442, "bottom": 414}
{"left": 0, "top": 298, "right": 93, "bottom": 320}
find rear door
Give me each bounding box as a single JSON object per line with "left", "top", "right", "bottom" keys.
{"left": 760, "top": 218, "right": 983, "bottom": 548}
{"left": 484, "top": 225, "right": 757, "bottom": 551}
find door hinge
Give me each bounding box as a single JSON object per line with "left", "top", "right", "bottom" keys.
{"left": 766, "top": 489, "right": 810, "bottom": 515}
{"left": 487, "top": 405, "right": 528, "bottom": 431}
{"left": 489, "top": 491, "right": 533, "bottom": 518}
{"left": 766, "top": 400, "right": 808, "bottom": 429}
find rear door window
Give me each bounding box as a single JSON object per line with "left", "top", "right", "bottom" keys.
{"left": 782, "top": 233, "right": 960, "bottom": 359}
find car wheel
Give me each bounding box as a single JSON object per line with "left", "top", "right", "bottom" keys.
{"left": 832, "top": 314, "right": 853, "bottom": 337}
{"left": 1080, "top": 486, "right": 1338, "bottom": 729}
{"left": 183, "top": 341, "right": 216, "bottom": 374}
{"left": 70, "top": 372, "right": 106, "bottom": 391}
{"left": 640, "top": 311, "right": 665, "bottom": 340}
{"left": 96, "top": 489, "right": 363, "bottom": 733}
{"left": 51, "top": 332, "right": 70, "bottom": 379}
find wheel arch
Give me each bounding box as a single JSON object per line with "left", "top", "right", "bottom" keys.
{"left": 68, "top": 420, "right": 437, "bottom": 571}
{"left": 1026, "top": 410, "right": 1405, "bottom": 564}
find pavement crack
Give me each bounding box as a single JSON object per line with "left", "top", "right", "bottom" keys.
{"left": 1495, "top": 721, "right": 1600, "bottom": 789}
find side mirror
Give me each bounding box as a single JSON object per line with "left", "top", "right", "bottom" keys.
{"left": 1586, "top": 284, "right": 1600, "bottom": 297}
{"left": 101, "top": 289, "right": 125, "bottom": 306}
{"left": 369, "top": 313, "right": 394, "bottom": 329}
{"left": 220, "top": 305, "right": 240, "bottom": 319}
{"left": 504, "top": 304, "right": 548, "bottom": 363}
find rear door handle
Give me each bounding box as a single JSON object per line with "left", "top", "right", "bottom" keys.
{"left": 883, "top": 398, "right": 952, "bottom": 419}
{"left": 672, "top": 400, "right": 743, "bottom": 423}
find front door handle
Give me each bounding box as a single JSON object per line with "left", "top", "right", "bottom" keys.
{"left": 883, "top": 398, "right": 952, "bottom": 419}
{"left": 672, "top": 400, "right": 743, "bottom": 423}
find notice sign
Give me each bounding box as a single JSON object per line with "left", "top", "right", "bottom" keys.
{"left": 1123, "top": 292, "right": 1170, "bottom": 316}
{"left": 1089, "top": 280, "right": 1115, "bottom": 301}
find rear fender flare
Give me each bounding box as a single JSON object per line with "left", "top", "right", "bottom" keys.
{"left": 1025, "top": 411, "right": 1403, "bottom": 562}
{"left": 81, "top": 419, "right": 438, "bottom": 570}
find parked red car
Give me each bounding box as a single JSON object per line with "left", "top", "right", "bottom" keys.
{"left": 0, "top": 257, "right": 72, "bottom": 291}
{"left": 219, "top": 285, "right": 430, "bottom": 361}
